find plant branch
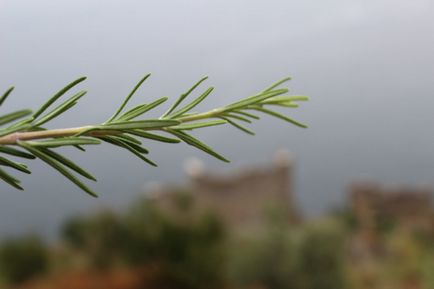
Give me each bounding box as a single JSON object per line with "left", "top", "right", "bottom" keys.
{"left": 0, "top": 75, "right": 308, "bottom": 196}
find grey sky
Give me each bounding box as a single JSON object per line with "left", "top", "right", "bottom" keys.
{"left": 1, "top": 0, "right": 434, "bottom": 238}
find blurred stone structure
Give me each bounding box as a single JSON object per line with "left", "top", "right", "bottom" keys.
{"left": 350, "top": 182, "right": 434, "bottom": 233}
{"left": 188, "top": 149, "right": 299, "bottom": 229}
{"left": 349, "top": 182, "right": 434, "bottom": 261}
{"left": 147, "top": 150, "right": 299, "bottom": 230}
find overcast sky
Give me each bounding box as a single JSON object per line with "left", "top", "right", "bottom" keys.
{"left": 1, "top": 0, "right": 434, "bottom": 238}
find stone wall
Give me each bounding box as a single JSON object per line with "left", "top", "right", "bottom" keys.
{"left": 350, "top": 182, "right": 434, "bottom": 233}
{"left": 147, "top": 150, "right": 299, "bottom": 231}
{"left": 188, "top": 150, "right": 298, "bottom": 230}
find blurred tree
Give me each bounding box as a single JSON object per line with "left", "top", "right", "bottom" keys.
{"left": 226, "top": 206, "right": 299, "bottom": 289}
{"left": 61, "top": 210, "right": 126, "bottom": 269}
{"left": 122, "top": 195, "right": 226, "bottom": 289}
{"left": 295, "top": 223, "right": 347, "bottom": 289}
{"left": 61, "top": 194, "right": 226, "bottom": 289}
{"left": 0, "top": 235, "right": 49, "bottom": 284}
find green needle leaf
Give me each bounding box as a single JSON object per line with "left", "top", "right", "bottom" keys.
{"left": 267, "top": 102, "right": 299, "bottom": 108}
{"left": 33, "top": 76, "right": 87, "bottom": 118}
{"left": 262, "top": 96, "right": 309, "bottom": 108}
{"left": 223, "top": 113, "right": 252, "bottom": 123}
{"left": 34, "top": 91, "right": 87, "bottom": 126}
{"left": 0, "top": 168, "right": 23, "bottom": 190}
{"left": 162, "top": 76, "right": 208, "bottom": 117}
{"left": 127, "top": 130, "right": 181, "bottom": 144}
{"left": 171, "top": 120, "right": 227, "bottom": 130}
{"left": 169, "top": 87, "right": 214, "bottom": 118}
{"left": 9, "top": 117, "right": 35, "bottom": 129}
{"left": 73, "top": 145, "right": 86, "bottom": 151}
{"left": 251, "top": 106, "right": 307, "bottom": 128}
{"left": 107, "top": 73, "right": 151, "bottom": 122}
{"left": 109, "top": 135, "right": 149, "bottom": 154}
{"left": 263, "top": 95, "right": 309, "bottom": 103}
{"left": 0, "top": 146, "right": 36, "bottom": 159}
{"left": 118, "top": 97, "right": 168, "bottom": 121}
{"left": 223, "top": 88, "right": 288, "bottom": 111}
{"left": 118, "top": 104, "right": 148, "bottom": 120}
{"left": 0, "top": 87, "right": 14, "bottom": 107}
{"left": 102, "top": 119, "right": 180, "bottom": 130}
{"left": 220, "top": 117, "right": 255, "bottom": 135}
{"left": 0, "top": 156, "right": 31, "bottom": 174}
{"left": 233, "top": 111, "right": 260, "bottom": 120}
{"left": 0, "top": 109, "right": 33, "bottom": 126}
{"left": 39, "top": 147, "right": 97, "bottom": 181}
{"left": 167, "top": 129, "right": 229, "bottom": 162}
{"left": 99, "top": 136, "right": 156, "bottom": 167}
{"left": 115, "top": 134, "right": 142, "bottom": 145}
{"left": 18, "top": 141, "right": 98, "bottom": 197}
{"left": 262, "top": 77, "right": 291, "bottom": 92}
{"left": 26, "top": 137, "right": 101, "bottom": 148}
{"left": 0, "top": 123, "right": 32, "bottom": 137}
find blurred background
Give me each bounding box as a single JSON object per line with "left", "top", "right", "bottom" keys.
{"left": 1, "top": 0, "right": 434, "bottom": 288}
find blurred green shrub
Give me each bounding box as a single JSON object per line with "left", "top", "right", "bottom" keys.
{"left": 227, "top": 215, "right": 347, "bottom": 289}
{"left": 227, "top": 206, "right": 299, "bottom": 289}
{"left": 61, "top": 210, "right": 126, "bottom": 268}
{"left": 61, "top": 193, "right": 226, "bottom": 289}
{"left": 294, "top": 223, "right": 347, "bottom": 289}
{"left": 0, "top": 235, "right": 49, "bottom": 284}
{"left": 330, "top": 208, "right": 358, "bottom": 232}
{"left": 227, "top": 232, "right": 298, "bottom": 289}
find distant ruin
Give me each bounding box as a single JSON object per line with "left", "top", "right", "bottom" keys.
{"left": 147, "top": 150, "right": 299, "bottom": 230}
{"left": 147, "top": 152, "right": 434, "bottom": 236}
{"left": 350, "top": 182, "right": 434, "bottom": 233}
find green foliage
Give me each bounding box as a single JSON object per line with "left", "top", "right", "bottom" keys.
{"left": 330, "top": 207, "right": 359, "bottom": 232}
{"left": 0, "top": 235, "right": 49, "bottom": 284}
{"left": 61, "top": 210, "right": 126, "bottom": 268}
{"left": 227, "top": 229, "right": 298, "bottom": 289}
{"left": 61, "top": 194, "right": 226, "bottom": 289}
{"left": 0, "top": 75, "right": 308, "bottom": 196}
{"left": 227, "top": 218, "right": 347, "bottom": 289}
{"left": 295, "top": 223, "right": 346, "bottom": 289}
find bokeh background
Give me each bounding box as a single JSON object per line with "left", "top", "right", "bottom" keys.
{"left": 1, "top": 1, "right": 434, "bottom": 288}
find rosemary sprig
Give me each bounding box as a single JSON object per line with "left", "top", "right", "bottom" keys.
{"left": 0, "top": 74, "right": 308, "bottom": 197}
